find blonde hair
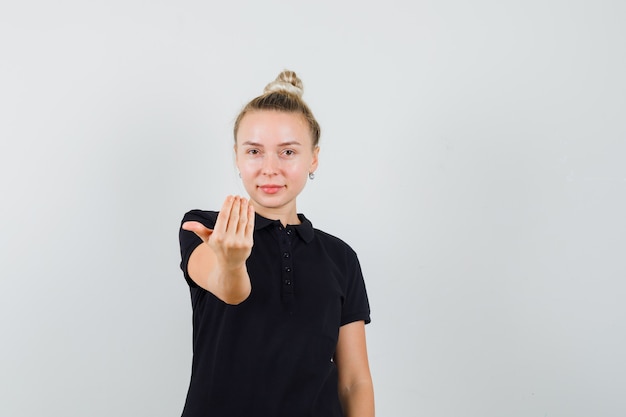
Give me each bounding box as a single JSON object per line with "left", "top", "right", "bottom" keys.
{"left": 233, "top": 70, "right": 321, "bottom": 147}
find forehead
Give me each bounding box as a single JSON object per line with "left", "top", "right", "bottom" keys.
{"left": 236, "top": 111, "right": 312, "bottom": 146}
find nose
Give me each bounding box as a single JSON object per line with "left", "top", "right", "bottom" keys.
{"left": 262, "top": 152, "right": 280, "bottom": 175}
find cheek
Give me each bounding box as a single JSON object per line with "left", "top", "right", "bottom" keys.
{"left": 287, "top": 165, "right": 311, "bottom": 183}
{"left": 283, "top": 161, "right": 307, "bottom": 174}
{"left": 238, "top": 159, "right": 262, "bottom": 172}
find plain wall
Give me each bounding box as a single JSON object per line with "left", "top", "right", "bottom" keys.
{"left": 1, "top": 1, "right": 625, "bottom": 416}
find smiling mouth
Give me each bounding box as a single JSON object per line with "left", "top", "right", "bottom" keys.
{"left": 259, "top": 185, "right": 284, "bottom": 194}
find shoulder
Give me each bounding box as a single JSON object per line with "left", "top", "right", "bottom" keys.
{"left": 181, "top": 209, "right": 219, "bottom": 227}
{"left": 311, "top": 226, "right": 359, "bottom": 260}
{"left": 300, "top": 214, "right": 356, "bottom": 254}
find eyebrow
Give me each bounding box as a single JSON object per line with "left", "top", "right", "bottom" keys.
{"left": 240, "top": 140, "right": 303, "bottom": 147}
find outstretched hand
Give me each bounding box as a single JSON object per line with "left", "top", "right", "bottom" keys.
{"left": 182, "top": 196, "right": 255, "bottom": 270}
{"left": 181, "top": 220, "right": 214, "bottom": 243}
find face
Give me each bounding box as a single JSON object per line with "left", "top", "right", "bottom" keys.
{"left": 235, "top": 110, "right": 319, "bottom": 220}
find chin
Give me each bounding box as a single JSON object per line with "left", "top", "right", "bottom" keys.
{"left": 256, "top": 198, "right": 287, "bottom": 208}
{"left": 252, "top": 194, "right": 292, "bottom": 209}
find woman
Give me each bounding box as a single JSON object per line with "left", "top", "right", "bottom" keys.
{"left": 179, "top": 70, "right": 374, "bottom": 417}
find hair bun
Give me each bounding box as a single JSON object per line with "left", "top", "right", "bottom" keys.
{"left": 263, "top": 70, "right": 304, "bottom": 98}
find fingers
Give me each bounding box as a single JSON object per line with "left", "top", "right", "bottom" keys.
{"left": 215, "top": 195, "right": 254, "bottom": 238}
{"left": 182, "top": 221, "right": 214, "bottom": 243}
{"left": 213, "top": 196, "right": 234, "bottom": 236}
{"left": 236, "top": 198, "right": 251, "bottom": 235}
{"left": 245, "top": 202, "right": 255, "bottom": 240}
{"left": 227, "top": 196, "right": 242, "bottom": 233}
{"left": 204, "top": 196, "right": 254, "bottom": 268}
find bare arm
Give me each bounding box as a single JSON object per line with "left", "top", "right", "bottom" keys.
{"left": 335, "top": 320, "right": 375, "bottom": 417}
{"left": 182, "top": 196, "right": 255, "bottom": 304}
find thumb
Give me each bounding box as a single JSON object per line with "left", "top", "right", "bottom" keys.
{"left": 182, "top": 221, "right": 214, "bottom": 243}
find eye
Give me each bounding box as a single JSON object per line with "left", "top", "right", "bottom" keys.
{"left": 246, "top": 149, "right": 260, "bottom": 155}
{"left": 282, "top": 149, "right": 295, "bottom": 157}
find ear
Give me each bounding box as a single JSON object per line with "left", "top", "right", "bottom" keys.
{"left": 310, "top": 146, "right": 320, "bottom": 173}
{"left": 233, "top": 143, "right": 240, "bottom": 169}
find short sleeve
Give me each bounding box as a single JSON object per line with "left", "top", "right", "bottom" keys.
{"left": 340, "top": 249, "right": 371, "bottom": 326}
{"left": 179, "top": 210, "right": 219, "bottom": 287}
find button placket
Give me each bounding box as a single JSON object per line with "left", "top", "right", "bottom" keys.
{"left": 277, "top": 225, "right": 295, "bottom": 297}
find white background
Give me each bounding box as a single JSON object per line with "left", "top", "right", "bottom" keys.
{"left": 1, "top": 1, "right": 625, "bottom": 416}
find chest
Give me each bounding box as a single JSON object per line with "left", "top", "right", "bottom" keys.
{"left": 245, "top": 233, "right": 346, "bottom": 322}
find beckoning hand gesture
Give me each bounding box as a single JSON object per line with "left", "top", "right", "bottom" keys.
{"left": 182, "top": 196, "right": 255, "bottom": 303}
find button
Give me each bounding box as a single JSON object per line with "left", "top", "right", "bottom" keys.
{"left": 286, "top": 229, "right": 292, "bottom": 235}
{"left": 277, "top": 225, "right": 283, "bottom": 231}
{"left": 284, "top": 279, "right": 292, "bottom": 285}
{"left": 285, "top": 267, "right": 292, "bottom": 273}
{"left": 283, "top": 252, "right": 290, "bottom": 258}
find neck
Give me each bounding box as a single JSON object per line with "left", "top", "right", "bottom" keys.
{"left": 253, "top": 204, "right": 300, "bottom": 226}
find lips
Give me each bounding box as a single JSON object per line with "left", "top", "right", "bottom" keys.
{"left": 259, "top": 184, "right": 284, "bottom": 194}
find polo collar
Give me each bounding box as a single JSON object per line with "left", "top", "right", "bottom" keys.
{"left": 254, "top": 213, "right": 314, "bottom": 243}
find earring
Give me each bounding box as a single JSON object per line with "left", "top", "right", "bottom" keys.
{"left": 308, "top": 172, "right": 315, "bottom": 180}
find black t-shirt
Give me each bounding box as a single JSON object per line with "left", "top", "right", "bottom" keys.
{"left": 179, "top": 210, "right": 371, "bottom": 417}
